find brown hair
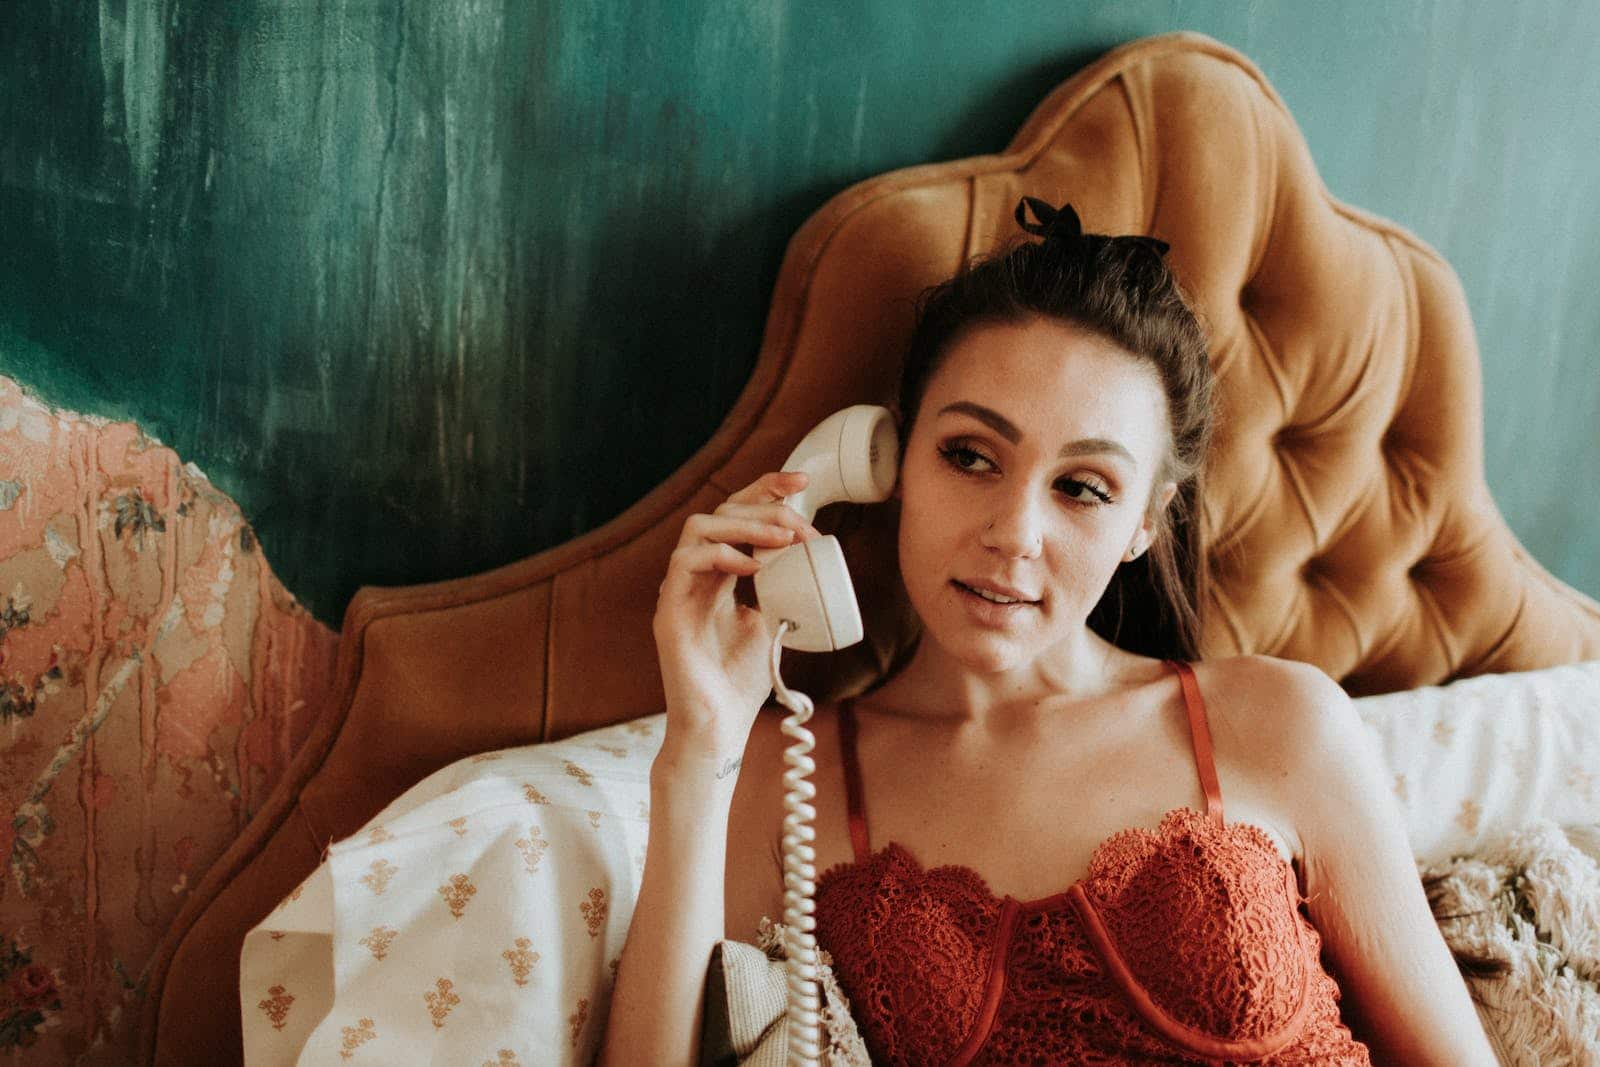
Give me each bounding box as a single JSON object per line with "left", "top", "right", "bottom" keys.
{"left": 894, "top": 201, "right": 1216, "bottom": 661}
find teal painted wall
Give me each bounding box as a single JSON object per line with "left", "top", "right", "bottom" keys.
{"left": 3, "top": 1, "right": 1597, "bottom": 628}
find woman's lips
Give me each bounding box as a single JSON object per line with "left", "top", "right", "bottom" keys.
{"left": 952, "top": 580, "right": 1038, "bottom": 623}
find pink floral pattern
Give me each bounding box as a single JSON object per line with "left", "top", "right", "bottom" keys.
{"left": 0, "top": 375, "right": 340, "bottom": 1061}
{"left": 0, "top": 934, "right": 63, "bottom": 1048}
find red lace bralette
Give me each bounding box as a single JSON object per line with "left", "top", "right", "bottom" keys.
{"left": 812, "top": 659, "right": 1372, "bottom": 1066}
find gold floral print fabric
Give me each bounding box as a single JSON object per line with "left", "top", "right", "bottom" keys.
{"left": 1351, "top": 661, "right": 1600, "bottom": 864}
{"left": 240, "top": 713, "right": 663, "bottom": 1065}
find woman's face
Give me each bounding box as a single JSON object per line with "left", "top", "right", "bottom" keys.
{"left": 894, "top": 315, "right": 1177, "bottom": 673}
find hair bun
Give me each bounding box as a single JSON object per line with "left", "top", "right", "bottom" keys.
{"left": 1015, "top": 196, "right": 1083, "bottom": 242}
{"left": 1013, "top": 196, "right": 1171, "bottom": 259}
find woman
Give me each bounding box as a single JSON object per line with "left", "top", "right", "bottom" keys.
{"left": 601, "top": 198, "right": 1500, "bottom": 1065}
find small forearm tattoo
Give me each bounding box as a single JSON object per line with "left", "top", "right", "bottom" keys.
{"left": 715, "top": 756, "right": 743, "bottom": 780}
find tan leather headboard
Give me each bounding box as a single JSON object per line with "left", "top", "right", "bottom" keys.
{"left": 141, "top": 30, "right": 1600, "bottom": 1063}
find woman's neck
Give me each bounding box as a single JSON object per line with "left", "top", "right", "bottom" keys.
{"left": 856, "top": 625, "right": 1151, "bottom": 729}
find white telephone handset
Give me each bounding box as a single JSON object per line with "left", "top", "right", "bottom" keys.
{"left": 751, "top": 404, "right": 901, "bottom": 650}
{"left": 750, "top": 404, "right": 899, "bottom": 1067}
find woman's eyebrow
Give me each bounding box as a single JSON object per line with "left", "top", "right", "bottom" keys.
{"left": 937, "top": 400, "right": 1137, "bottom": 468}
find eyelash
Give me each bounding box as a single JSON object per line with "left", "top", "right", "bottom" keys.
{"left": 936, "top": 440, "right": 1115, "bottom": 507}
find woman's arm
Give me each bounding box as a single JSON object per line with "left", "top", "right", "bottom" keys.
{"left": 597, "top": 718, "right": 743, "bottom": 1067}
{"left": 1251, "top": 657, "right": 1500, "bottom": 1066}
{"left": 604, "top": 465, "right": 822, "bottom": 1064}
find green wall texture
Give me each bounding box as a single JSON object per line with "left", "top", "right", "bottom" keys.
{"left": 3, "top": 1, "right": 1597, "bottom": 628}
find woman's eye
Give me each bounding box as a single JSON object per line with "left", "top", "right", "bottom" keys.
{"left": 943, "top": 445, "right": 991, "bottom": 472}
{"left": 937, "top": 443, "right": 1113, "bottom": 506}
{"left": 1059, "top": 479, "right": 1113, "bottom": 505}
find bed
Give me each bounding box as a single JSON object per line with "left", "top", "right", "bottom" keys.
{"left": 141, "top": 30, "right": 1600, "bottom": 1065}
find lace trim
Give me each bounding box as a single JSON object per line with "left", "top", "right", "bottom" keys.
{"left": 818, "top": 804, "right": 1283, "bottom": 909}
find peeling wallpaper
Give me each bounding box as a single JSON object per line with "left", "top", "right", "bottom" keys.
{"left": 0, "top": 375, "right": 338, "bottom": 1060}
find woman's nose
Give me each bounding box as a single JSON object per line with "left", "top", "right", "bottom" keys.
{"left": 981, "top": 495, "right": 1045, "bottom": 557}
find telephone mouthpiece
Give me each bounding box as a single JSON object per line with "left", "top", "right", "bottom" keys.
{"left": 754, "top": 535, "right": 862, "bottom": 652}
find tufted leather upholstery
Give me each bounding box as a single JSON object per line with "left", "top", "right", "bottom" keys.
{"left": 141, "top": 30, "right": 1600, "bottom": 1064}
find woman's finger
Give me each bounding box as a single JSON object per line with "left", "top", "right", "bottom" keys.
{"left": 723, "top": 470, "right": 808, "bottom": 507}
{"left": 701, "top": 505, "right": 821, "bottom": 542}
{"left": 684, "top": 513, "right": 800, "bottom": 547}
{"left": 660, "top": 542, "right": 763, "bottom": 599}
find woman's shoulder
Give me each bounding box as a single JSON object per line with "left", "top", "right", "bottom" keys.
{"left": 1195, "top": 653, "right": 1363, "bottom": 808}
{"left": 1197, "top": 653, "right": 1352, "bottom": 738}
{"left": 1185, "top": 655, "right": 1359, "bottom": 858}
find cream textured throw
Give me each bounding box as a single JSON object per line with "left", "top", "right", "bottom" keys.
{"left": 1420, "top": 821, "right": 1600, "bottom": 1066}
{"left": 699, "top": 917, "right": 871, "bottom": 1067}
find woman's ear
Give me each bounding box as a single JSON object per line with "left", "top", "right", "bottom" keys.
{"left": 1154, "top": 480, "right": 1177, "bottom": 514}
{"left": 889, "top": 406, "right": 910, "bottom": 501}
{"left": 1126, "top": 480, "right": 1178, "bottom": 560}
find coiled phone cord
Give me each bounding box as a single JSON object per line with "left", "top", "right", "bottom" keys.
{"left": 769, "top": 620, "right": 822, "bottom": 1067}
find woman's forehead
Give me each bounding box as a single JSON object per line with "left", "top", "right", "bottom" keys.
{"left": 937, "top": 317, "right": 1149, "bottom": 379}
{"left": 926, "top": 322, "right": 1169, "bottom": 439}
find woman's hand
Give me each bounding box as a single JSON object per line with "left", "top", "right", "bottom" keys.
{"left": 653, "top": 470, "right": 822, "bottom": 752}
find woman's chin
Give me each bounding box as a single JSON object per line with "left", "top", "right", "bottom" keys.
{"left": 926, "top": 623, "right": 1036, "bottom": 673}
{"left": 909, "top": 585, "right": 1072, "bottom": 671}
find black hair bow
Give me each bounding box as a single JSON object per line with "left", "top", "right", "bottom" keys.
{"left": 1013, "top": 196, "right": 1171, "bottom": 258}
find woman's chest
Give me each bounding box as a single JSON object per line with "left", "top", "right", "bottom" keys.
{"left": 805, "top": 702, "right": 1300, "bottom": 902}
{"left": 811, "top": 805, "right": 1321, "bottom": 1067}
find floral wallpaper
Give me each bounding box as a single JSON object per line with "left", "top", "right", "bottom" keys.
{"left": 0, "top": 375, "right": 340, "bottom": 1062}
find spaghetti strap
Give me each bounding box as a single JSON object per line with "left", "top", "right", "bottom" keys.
{"left": 837, "top": 699, "right": 872, "bottom": 863}
{"left": 1166, "top": 660, "right": 1225, "bottom": 825}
